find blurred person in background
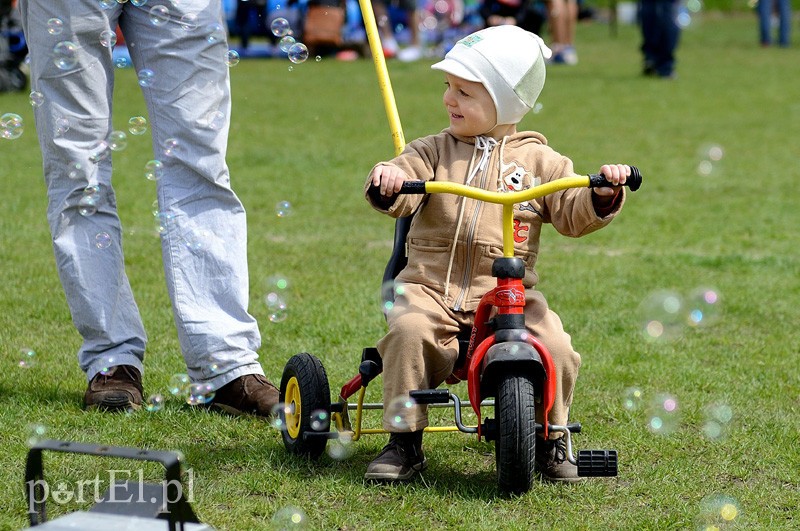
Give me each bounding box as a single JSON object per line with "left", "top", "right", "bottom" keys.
{"left": 639, "top": 0, "right": 681, "bottom": 78}
{"left": 547, "top": 0, "right": 578, "bottom": 64}
{"left": 756, "top": 0, "right": 791, "bottom": 47}
{"left": 372, "top": 0, "right": 424, "bottom": 61}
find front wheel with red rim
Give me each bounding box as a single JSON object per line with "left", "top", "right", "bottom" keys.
{"left": 279, "top": 353, "right": 331, "bottom": 459}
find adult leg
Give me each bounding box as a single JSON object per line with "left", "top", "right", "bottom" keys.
{"left": 777, "top": 0, "right": 791, "bottom": 46}
{"left": 19, "top": 0, "right": 147, "bottom": 381}
{"left": 654, "top": 0, "right": 680, "bottom": 76}
{"left": 757, "top": 0, "right": 773, "bottom": 45}
{"left": 120, "top": 0, "right": 264, "bottom": 388}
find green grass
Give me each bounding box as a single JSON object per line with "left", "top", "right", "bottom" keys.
{"left": 2, "top": 14, "right": 799, "bottom": 530}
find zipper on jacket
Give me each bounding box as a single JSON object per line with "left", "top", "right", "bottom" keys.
{"left": 453, "top": 154, "right": 492, "bottom": 311}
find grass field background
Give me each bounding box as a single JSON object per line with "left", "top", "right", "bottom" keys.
{"left": 1, "top": 14, "right": 799, "bottom": 530}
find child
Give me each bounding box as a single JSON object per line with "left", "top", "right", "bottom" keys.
{"left": 363, "top": 25, "right": 631, "bottom": 483}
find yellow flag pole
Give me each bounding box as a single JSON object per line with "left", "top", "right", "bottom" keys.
{"left": 357, "top": 0, "right": 406, "bottom": 156}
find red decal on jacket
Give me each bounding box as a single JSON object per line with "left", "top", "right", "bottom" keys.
{"left": 513, "top": 219, "right": 529, "bottom": 243}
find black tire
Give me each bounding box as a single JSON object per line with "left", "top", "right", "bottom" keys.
{"left": 495, "top": 374, "right": 537, "bottom": 493}
{"left": 279, "top": 353, "right": 331, "bottom": 459}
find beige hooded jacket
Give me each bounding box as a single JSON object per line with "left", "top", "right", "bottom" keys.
{"left": 365, "top": 129, "right": 625, "bottom": 313}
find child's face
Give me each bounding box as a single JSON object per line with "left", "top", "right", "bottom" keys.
{"left": 442, "top": 73, "right": 500, "bottom": 138}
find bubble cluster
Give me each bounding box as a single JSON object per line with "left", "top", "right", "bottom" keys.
{"left": 639, "top": 287, "right": 722, "bottom": 342}
{"left": 271, "top": 506, "right": 308, "bottom": 529}
{"left": 79, "top": 186, "right": 100, "bottom": 216}
{"left": 646, "top": 392, "right": 680, "bottom": 435}
{"left": 186, "top": 382, "right": 215, "bottom": 405}
{"left": 386, "top": 395, "right": 417, "bottom": 430}
{"left": 702, "top": 403, "right": 733, "bottom": 440}
{"left": 264, "top": 275, "right": 290, "bottom": 323}
{"left": 18, "top": 347, "right": 37, "bottom": 369}
{"left": 0, "top": 112, "right": 23, "bottom": 140}
{"left": 128, "top": 116, "right": 148, "bottom": 135}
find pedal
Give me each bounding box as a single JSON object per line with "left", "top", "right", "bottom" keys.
{"left": 408, "top": 389, "right": 451, "bottom": 405}
{"left": 577, "top": 449, "right": 618, "bottom": 477}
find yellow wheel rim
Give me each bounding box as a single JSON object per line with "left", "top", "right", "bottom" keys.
{"left": 285, "top": 376, "right": 301, "bottom": 440}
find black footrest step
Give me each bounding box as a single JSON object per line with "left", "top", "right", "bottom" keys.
{"left": 577, "top": 449, "right": 618, "bottom": 477}
{"left": 408, "top": 389, "right": 451, "bottom": 405}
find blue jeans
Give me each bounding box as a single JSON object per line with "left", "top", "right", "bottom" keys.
{"left": 19, "top": 0, "right": 264, "bottom": 387}
{"left": 758, "top": 0, "right": 792, "bottom": 46}
{"left": 639, "top": 0, "right": 681, "bottom": 76}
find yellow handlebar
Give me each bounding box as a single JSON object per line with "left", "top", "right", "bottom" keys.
{"left": 413, "top": 175, "right": 592, "bottom": 256}
{"left": 422, "top": 175, "right": 591, "bottom": 205}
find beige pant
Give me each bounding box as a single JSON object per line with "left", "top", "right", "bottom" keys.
{"left": 378, "top": 283, "right": 582, "bottom": 434}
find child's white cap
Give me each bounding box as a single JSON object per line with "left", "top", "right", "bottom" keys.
{"left": 431, "top": 25, "right": 552, "bottom": 126}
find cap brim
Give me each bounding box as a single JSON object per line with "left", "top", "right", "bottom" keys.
{"left": 431, "top": 58, "right": 481, "bottom": 83}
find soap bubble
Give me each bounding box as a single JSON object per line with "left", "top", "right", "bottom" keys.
{"left": 47, "top": 18, "right": 64, "bottom": 35}
{"left": 622, "top": 386, "right": 644, "bottom": 411}
{"left": 27, "top": 424, "right": 48, "bottom": 447}
{"left": 702, "top": 403, "right": 733, "bottom": 440}
{"left": 99, "top": 29, "right": 117, "bottom": 48}
{"left": 288, "top": 42, "right": 309, "bottom": 64}
{"left": 95, "top": 232, "right": 112, "bottom": 249}
{"left": 168, "top": 373, "right": 191, "bottom": 396}
{"left": 186, "top": 382, "right": 215, "bottom": 405}
{"left": 128, "top": 116, "right": 148, "bottom": 135}
{"left": 271, "top": 506, "right": 308, "bottom": 529}
{"left": 309, "top": 409, "right": 330, "bottom": 432}
{"left": 144, "top": 159, "right": 164, "bottom": 181}
{"left": 180, "top": 13, "right": 199, "bottom": 30}
{"left": 148, "top": 5, "right": 170, "bottom": 26}
{"left": 698, "top": 494, "right": 741, "bottom": 529}
{"left": 138, "top": 68, "right": 155, "bottom": 87}
{"left": 205, "top": 23, "right": 225, "bottom": 43}
{"left": 386, "top": 395, "right": 417, "bottom": 430}
{"left": 107, "top": 130, "right": 127, "bottom": 151}
{"left": 686, "top": 287, "right": 722, "bottom": 328}
{"left": 279, "top": 35, "right": 296, "bottom": 52}
{"left": 0, "top": 113, "right": 24, "bottom": 140}
{"left": 53, "top": 41, "right": 78, "bottom": 70}
{"left": 145, "top": 394, "right": 165, "bottom": 412}
{"left": 225, "top": 49, "right": 240, "bottom": 67}
{"left": 29, "top": 91, "right": 44, "bottom": 107}
{"left": 275, "top": 200, "right": 292, "bottom": 217}
{"left": 271, "top": 17, "right": 291, "bottom": 37}
{"left": 646, "top": 392, "right": 680, "bottom": 435}
{"left": 18, "top": 347, "right": 37, "bottom": 369}
{"left": 638, "top": 290, "right": 685, "bottom": 342}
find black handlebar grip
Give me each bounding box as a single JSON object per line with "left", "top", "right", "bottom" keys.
{"left": 589, "top": 166, "right": 642, "bottom": 192}
{"left": 399, "top": 181, "right": 427, "bottom": 194}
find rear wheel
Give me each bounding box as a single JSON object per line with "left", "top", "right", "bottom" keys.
{"left": 279, "top": 353, "right": 331, "bottom": 459}
{"left": 495, "top": 374, "right": 537, "bottom": 493}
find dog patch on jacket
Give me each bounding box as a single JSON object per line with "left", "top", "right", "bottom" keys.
{"left": 500, "top": 161, "right": 542, "bottom": 219}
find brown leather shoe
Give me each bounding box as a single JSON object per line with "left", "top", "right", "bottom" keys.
{"left": 209, "top": 374, "right": 279, "bottom": 418}
{"left": 535, "top": 436, "right": 585, "bottom": 483}
{"left": 364, "top": 431, "right": 427, "bottom": 481}
{"left": 83, "top": 365, "right": 143, "bottom": 411}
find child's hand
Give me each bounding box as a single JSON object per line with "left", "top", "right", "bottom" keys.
{"left": 593, "top": 164, "right": 631, "bottom": 197}
{"left": 371, "top": 164, "right": 411, "bottom": 197}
